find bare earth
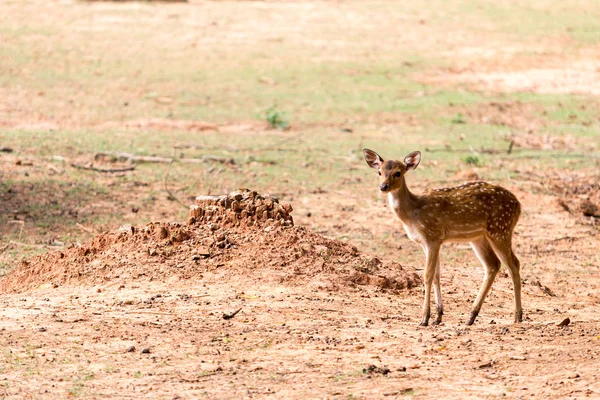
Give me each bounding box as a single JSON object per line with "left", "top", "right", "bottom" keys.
{"left": 2, "top": 1, "right": 600, "bottom": 399}
{"left": 1, "top": 174, "right": 599, "bottom": 399}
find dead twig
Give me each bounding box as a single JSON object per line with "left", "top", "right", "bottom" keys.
{"left": 425, "top": 146, "right": 503, "bottom": 154}
{"left": 8, "top": 220, "right": 25, "bottom": 240}
{"left": 174, "top": 143, "right": 238, "bottom": 152}
{"left": 380, "top": 315, "right": 408, "bottom": 321}
{"left": 47, "top": 164, "right": 64, "bottom": 175}
{"left": 124, "top": 311, "right": 174, "bottom": 316}
{"left": 71, "top": 163, "right": 135, "bottom": 173}
{"left": 163, "top": 161, "right": 187, "bottom": 209}
{"left": 222, "top": 307, "right": 243, "bottom": 320}
{"left": 540, "top": 234, "right": 593, "bottom": 242}
{"left": 95, "top": 151, "right": 234, "bottom": 165}
{"left": 252, "top": 132, "right": 303, "bottom": 153}
{"left": 95, "top": 152, "right": 173, "bottom": 164}
{"left": 532, "top": 280, "right": 556, "bottom": 297}
{"left": 9, "top": 240, "right": 63, "bottom": 249}
{"left": 76, "top": 223, "right": 97, "bottom": 234}
{"left": 477, "top": 361, "right": 495, "bottom": 369}
{"left": 180, "top": 156, "right": 235, "bottom": 165}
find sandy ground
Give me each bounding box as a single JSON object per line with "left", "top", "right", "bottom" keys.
{"left": 2, "top": 1, "right": 600, "bottom": 398}
{"left": 1, "top": 174, "right": 599, "bottom": 399}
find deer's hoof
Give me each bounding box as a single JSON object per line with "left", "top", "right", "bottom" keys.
{"left": 514, "top": 313, "right": 523, "bottom": 323}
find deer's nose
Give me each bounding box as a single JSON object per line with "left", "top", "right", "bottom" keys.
{"left": 379, "top": 182, "right": 389, "bottom": 192}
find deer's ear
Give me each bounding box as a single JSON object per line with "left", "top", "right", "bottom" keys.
{"left": 363, "top": 149, "right": 384, "bottom": 169}
{"left": 404, "top": 151, "right": 421, "bottom": 171}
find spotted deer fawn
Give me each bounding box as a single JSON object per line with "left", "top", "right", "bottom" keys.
{"left": 363, "top": 149, "right": 522, "bottom": 326}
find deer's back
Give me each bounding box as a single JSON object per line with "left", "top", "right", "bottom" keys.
{"left": 416, "top": 182, "right": 520, "bottom": 242}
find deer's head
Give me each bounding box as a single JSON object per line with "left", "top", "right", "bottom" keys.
{"left": 363, "top": 149, "right": 421, "bottom": 193}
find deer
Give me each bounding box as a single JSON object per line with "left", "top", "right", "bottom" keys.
{"left": 363, "top": 149, "right": 522, "bottom": 326}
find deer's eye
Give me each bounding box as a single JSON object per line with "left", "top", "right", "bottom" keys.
{"left": 378, "top": 171, "right": 381, "bottom": 176}
{"left": 394, "top": 171, "right": 401, "bottom": 178}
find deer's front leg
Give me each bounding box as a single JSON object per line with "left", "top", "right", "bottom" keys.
{"left": 433, "top": 258, "right": 443, "bottom": 325}
{"left": 420, "top": 243, "right": 441, "bottom": 327}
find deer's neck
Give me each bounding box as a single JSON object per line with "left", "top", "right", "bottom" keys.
{"left": 387, "top": 179, "right": 418, "bottom": 221}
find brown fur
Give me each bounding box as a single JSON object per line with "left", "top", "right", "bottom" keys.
{"left": 364, "top": 149, "right": 523, "bottom": 326}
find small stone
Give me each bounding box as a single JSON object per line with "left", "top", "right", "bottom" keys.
{"left": 230, "top": 192, "right": 243, "bottom": 201}
{"left": 141, "top": 348, "right": 150, "bottom": 354}
{"left": 126, "top": 346, "right": 136, "bottom": 353}
{"left": 39, "top": 327, "right": 47, "bottom": 332}
{"left": 197, "top": 246, "right": 210, "bottom": 257}
{"left": 119, "top": 224, "right": 135, "bottom": 234}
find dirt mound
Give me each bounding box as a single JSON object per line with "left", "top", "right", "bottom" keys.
{"left": 0, "top": 190, "right": 421, "bottom": 293}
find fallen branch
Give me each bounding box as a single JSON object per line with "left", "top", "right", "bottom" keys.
{"left": 8, "top": 220, "right": 24, "bottom": 240}
{"left": 425, "top": 146, "right": 503, "bottom": 154}
{"left": 9, "top": 240, "right": 64, "bottom": 249}
{"left": 163, "top": 161, "right": 187, "bottom": 209}
{"left": 181, "top": 156, "right": 235, "bottom": 164}
{"left": 124, "top": 310, "right": 175, "bottom": 316}
{"left": 95, "top": 151, "right": 235, "bottom": 165}
{"left": 174, "top": 143, "right": 237, "bottom": 152}
{"left": 76, "top": 223, "right": 97, "bottom": 234}
{"left": 251, "top": 131, "right": 304, "bottom": 153}
{"left": 195, "top": 195, "right": 228, "bottom": 203}
{"left": 94, "top": 152, "right": 172, "bottom": 164}
{"left": 71, "top": 163, "right": 135, "bottom": 173}
{"left": 47, "top": 164, "right": 64, "bottom": 175}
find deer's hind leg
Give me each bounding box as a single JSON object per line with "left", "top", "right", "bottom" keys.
{"left": 488, "top": 237, "right": 523, "bottom": 323}
{"left": 468, "top": 237, "right": 501, "bottom": 325}
{"left": 432, "top": 258, "right": 443, "bottom": 325}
